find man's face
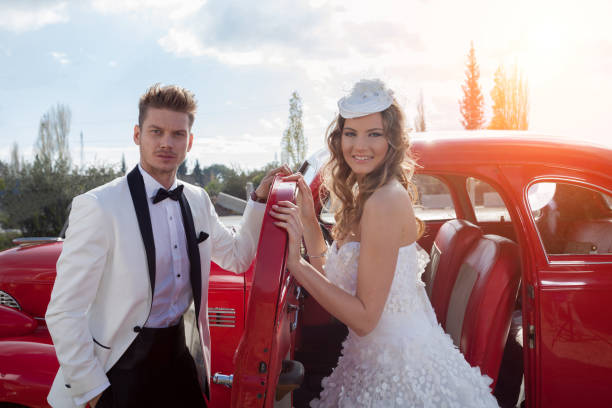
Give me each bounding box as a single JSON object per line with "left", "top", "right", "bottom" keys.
{"left": 134, "top": 107, "right": 193, "bottom": 181}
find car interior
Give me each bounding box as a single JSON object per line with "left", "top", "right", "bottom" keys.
{"left": 533, "top": 182, "right": 612, "bottom": 256}
{"left": 291, "top": 172, "right": 526, "bottom": 408}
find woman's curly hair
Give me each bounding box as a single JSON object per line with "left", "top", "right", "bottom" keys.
{"left": 321, "top": 99, "right": 424, "bottom": 241}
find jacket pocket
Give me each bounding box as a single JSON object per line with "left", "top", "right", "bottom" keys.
{"left": 93, "top": 337, "right": 111, "bottom": 350}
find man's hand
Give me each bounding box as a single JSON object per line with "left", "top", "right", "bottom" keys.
{"left": 88, "top": 392, "right": 103, "bottom": 408}
{"left": 254, "top": 164, "right": 292, "bottom": 201}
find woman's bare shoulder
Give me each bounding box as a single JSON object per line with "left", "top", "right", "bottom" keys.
{"left": 364, "top": 180, "right": 413, "bottom": 215}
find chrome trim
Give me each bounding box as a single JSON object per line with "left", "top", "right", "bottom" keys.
{"left": 12, "top": 237, "right": 63, "bottom": 247}
{"left": 528, "top": 324, "right": 535, "bottom": 349}
{"left": 212, "top": 373, "right": 233, "bottom": 388}
{"left": 0, "top": 290, "right": 21, "bottom": 310}
{"left": 208, "top": 307, "right": 236, "bottom": 328}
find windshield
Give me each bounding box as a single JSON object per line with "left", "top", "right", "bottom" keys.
{"left": 303, "top": 149, "right": 330, "bottom": 186}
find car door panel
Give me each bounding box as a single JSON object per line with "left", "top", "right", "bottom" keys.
{"left": 230, "top": 178, "right": 302, "bottom": 408}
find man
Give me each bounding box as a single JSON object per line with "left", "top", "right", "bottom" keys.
{"left": 45, "top": 84, "right": 290, "bottom": 407}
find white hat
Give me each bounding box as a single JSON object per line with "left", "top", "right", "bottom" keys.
{"left": 337, "top": 79, "right": 394, "bottom": 119}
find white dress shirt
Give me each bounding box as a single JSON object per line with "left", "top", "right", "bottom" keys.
{"left": 140, "top": 165, "right": 192, "bottom": 328}
{"left": 75, "top": 165, "right": 193, "bottom": 405}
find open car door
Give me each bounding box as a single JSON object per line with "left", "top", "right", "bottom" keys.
{"left": 229, "top": 177, "right": 305, "bottom": 407}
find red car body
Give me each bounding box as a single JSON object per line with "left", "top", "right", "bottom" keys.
{"left": 1, "top": 131, "right": 611, "bottom": 407}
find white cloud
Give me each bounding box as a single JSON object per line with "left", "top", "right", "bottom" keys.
{"left": 50, "top": 51, "right": 70, "bottom": 65}
{"left": 0, "top": 1, "right": 69, "bottom": 33}
{"left": 158, "top": 28, "right": 265, "bottom": 65}
{"left": 90, "top": 0, "right": 206, "bottom": 20}
{"left": 259, "top": 119, "right": 275, "bottom": 130}
{"left": 190, "top": 132, "right": 281, "bottom": 168}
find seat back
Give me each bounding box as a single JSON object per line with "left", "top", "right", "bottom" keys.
{"left": 424, "top": 219, "right": 482, "bottom": 327}
{"left": 445, "top": 234, "right": 521, "bottom": 386}
{"left": 564, "top": 219, "right": 612, "bottom": 254}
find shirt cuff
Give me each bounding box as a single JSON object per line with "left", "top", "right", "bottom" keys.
{"left": 247, "top": 197, "right": 267, "bottom": 209}
{"left": 73, "top": 381, "right": 110, "bottom": 406}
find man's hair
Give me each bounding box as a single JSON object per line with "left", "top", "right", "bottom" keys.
{"left": 138, "top": 83, "right": 197, "bottom": 129}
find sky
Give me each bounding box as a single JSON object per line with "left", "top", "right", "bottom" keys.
{"left": 0, "top": 0, "right": 611, "bottom": 171}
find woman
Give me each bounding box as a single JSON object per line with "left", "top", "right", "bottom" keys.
{"left": 272, "top": 79, "right": 498, "bottom": 407}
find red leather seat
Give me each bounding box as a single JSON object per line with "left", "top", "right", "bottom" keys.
{"left": 445, "top": 234, "right": 521, "bottom": 387}
{"left": 423, "top": 219, "right": 482, "bottom": 328}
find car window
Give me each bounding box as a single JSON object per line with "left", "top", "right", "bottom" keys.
{"left": 413, "top": 174, "right": 456, "bottom": 221}
{"left": 318, "top": 175, "right": 456, "bottom": 224}
{"left": 466, "top": 177, "right": 511, "bottom": 222}
{"left": 319, "top": 196, "right": 335, "bottom": 225}
{"left": 302, "top": 149, "right": 330, "bottom": 186}
{"left": 528, "top": 182, "right": 612, "bottom": 255}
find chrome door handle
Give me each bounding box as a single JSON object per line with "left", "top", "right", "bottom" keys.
{"left": 212, "top": 373, "right": 233, "bottom": 388}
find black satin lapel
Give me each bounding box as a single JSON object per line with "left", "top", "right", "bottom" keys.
{"left": 178, "top": 192, "right": 202, "bottom": 322}
{"left": 127, "top": 166, "right": 156, "bottom": 296}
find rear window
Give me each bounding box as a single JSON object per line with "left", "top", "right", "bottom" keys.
{"left": 467, "top": 177, "right": 511, "bottom": 222}
{"left": 413, "top": 174, "right": 456, "bottom": 221}
{"left": 528, "top": 182, "right": 612, "bottom": 255}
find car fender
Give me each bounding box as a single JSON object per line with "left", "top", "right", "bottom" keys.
{"left": 0, "top": 340, "right": 58, "bottom": 408}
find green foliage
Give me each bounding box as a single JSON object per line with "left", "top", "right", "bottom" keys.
{"left": 204, "top": 177, "right": 223, "bottom": 197}
{"left": 192, "top": 162, "right": 277, "bottom": 200}
{"left": 281, "top": 91, "right": 306, "bottom": 171}
{"left": 192, "top": 160, "right": 204, "bottom": 186}
{"left": 0, "top": 156, "right": 118, "bottom": 237}
{"left": 0, "top": 230, "right": 22, "bottom": 251}
{"left": 177, "top": 159, "right": 187, "bottom": 177}
{"left": 202, "top": 164, "right": 233, "bottom": 186}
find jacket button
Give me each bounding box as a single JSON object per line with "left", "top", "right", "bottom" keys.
{"left": 133, "top": 326, "right": 142, "bottom": 332}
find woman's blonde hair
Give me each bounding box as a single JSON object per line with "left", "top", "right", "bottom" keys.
{"left": 322, "top": 99, "right": 424, "bottom": 241}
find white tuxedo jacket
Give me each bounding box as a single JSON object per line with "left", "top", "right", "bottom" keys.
{"left": 45, "top": 167, "right": 265, "bottom": 407}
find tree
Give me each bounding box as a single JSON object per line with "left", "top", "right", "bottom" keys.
{"left": 202, "top": 163, "right": 232, "bottom": 186}
{"left": 488, "top": 63, "right": 529, "bottom": 130}
{"left": 9, "top": 142, "right": 20, "bottom": 174}
{"left": 0, "top": 105, "right": 120, "bottom": 237}
{"left": 177, "top": 160, "right": 187, "bottom": 177}
{"left": 120, "top": 154, "right": 127, "bottom": 174}
{"left": 80, "top": 131, "right": 84, "bottom": 168}
{"left": 0, "top": 160, "right": 117, "bottom": 236}
{"left": 459, "top": 42, "right": 485, "bottom": 130}
{"left": 204, "top": 173, "right": 223, "bottom": 197}
{"left": 414, "top": 89, "right": 426, "bottom": 132}
{"left": 35, "top": 103, "right": 72, "bottom": 168}
{"left": 281, "top": 91, "right": 306, "bottom": 170}
{"left": 192, "top": 160, "right": 204, "bottom": 186}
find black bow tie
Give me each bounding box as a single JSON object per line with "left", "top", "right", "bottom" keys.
{"left": 152, "top": 185, "right": 184, "bottom": 204}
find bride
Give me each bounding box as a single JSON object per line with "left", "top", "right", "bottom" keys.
{"left": 271, "top": 79, "right": 498, "bottom": 407}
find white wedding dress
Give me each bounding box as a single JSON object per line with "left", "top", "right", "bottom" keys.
{"left": 310, "top": 241, "right": 499, "bottom": 408}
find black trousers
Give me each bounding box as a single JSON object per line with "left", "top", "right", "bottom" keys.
{"left": 97, "top": 319, "right": 208, "bottom": 408}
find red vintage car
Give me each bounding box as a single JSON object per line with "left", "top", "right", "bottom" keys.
{"left": 1, "top": 131, "right": 611, "bottom": 408}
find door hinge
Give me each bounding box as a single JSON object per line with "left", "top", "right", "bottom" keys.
{"left": 528, "top": 324, "right": 535, "bottom": 349}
